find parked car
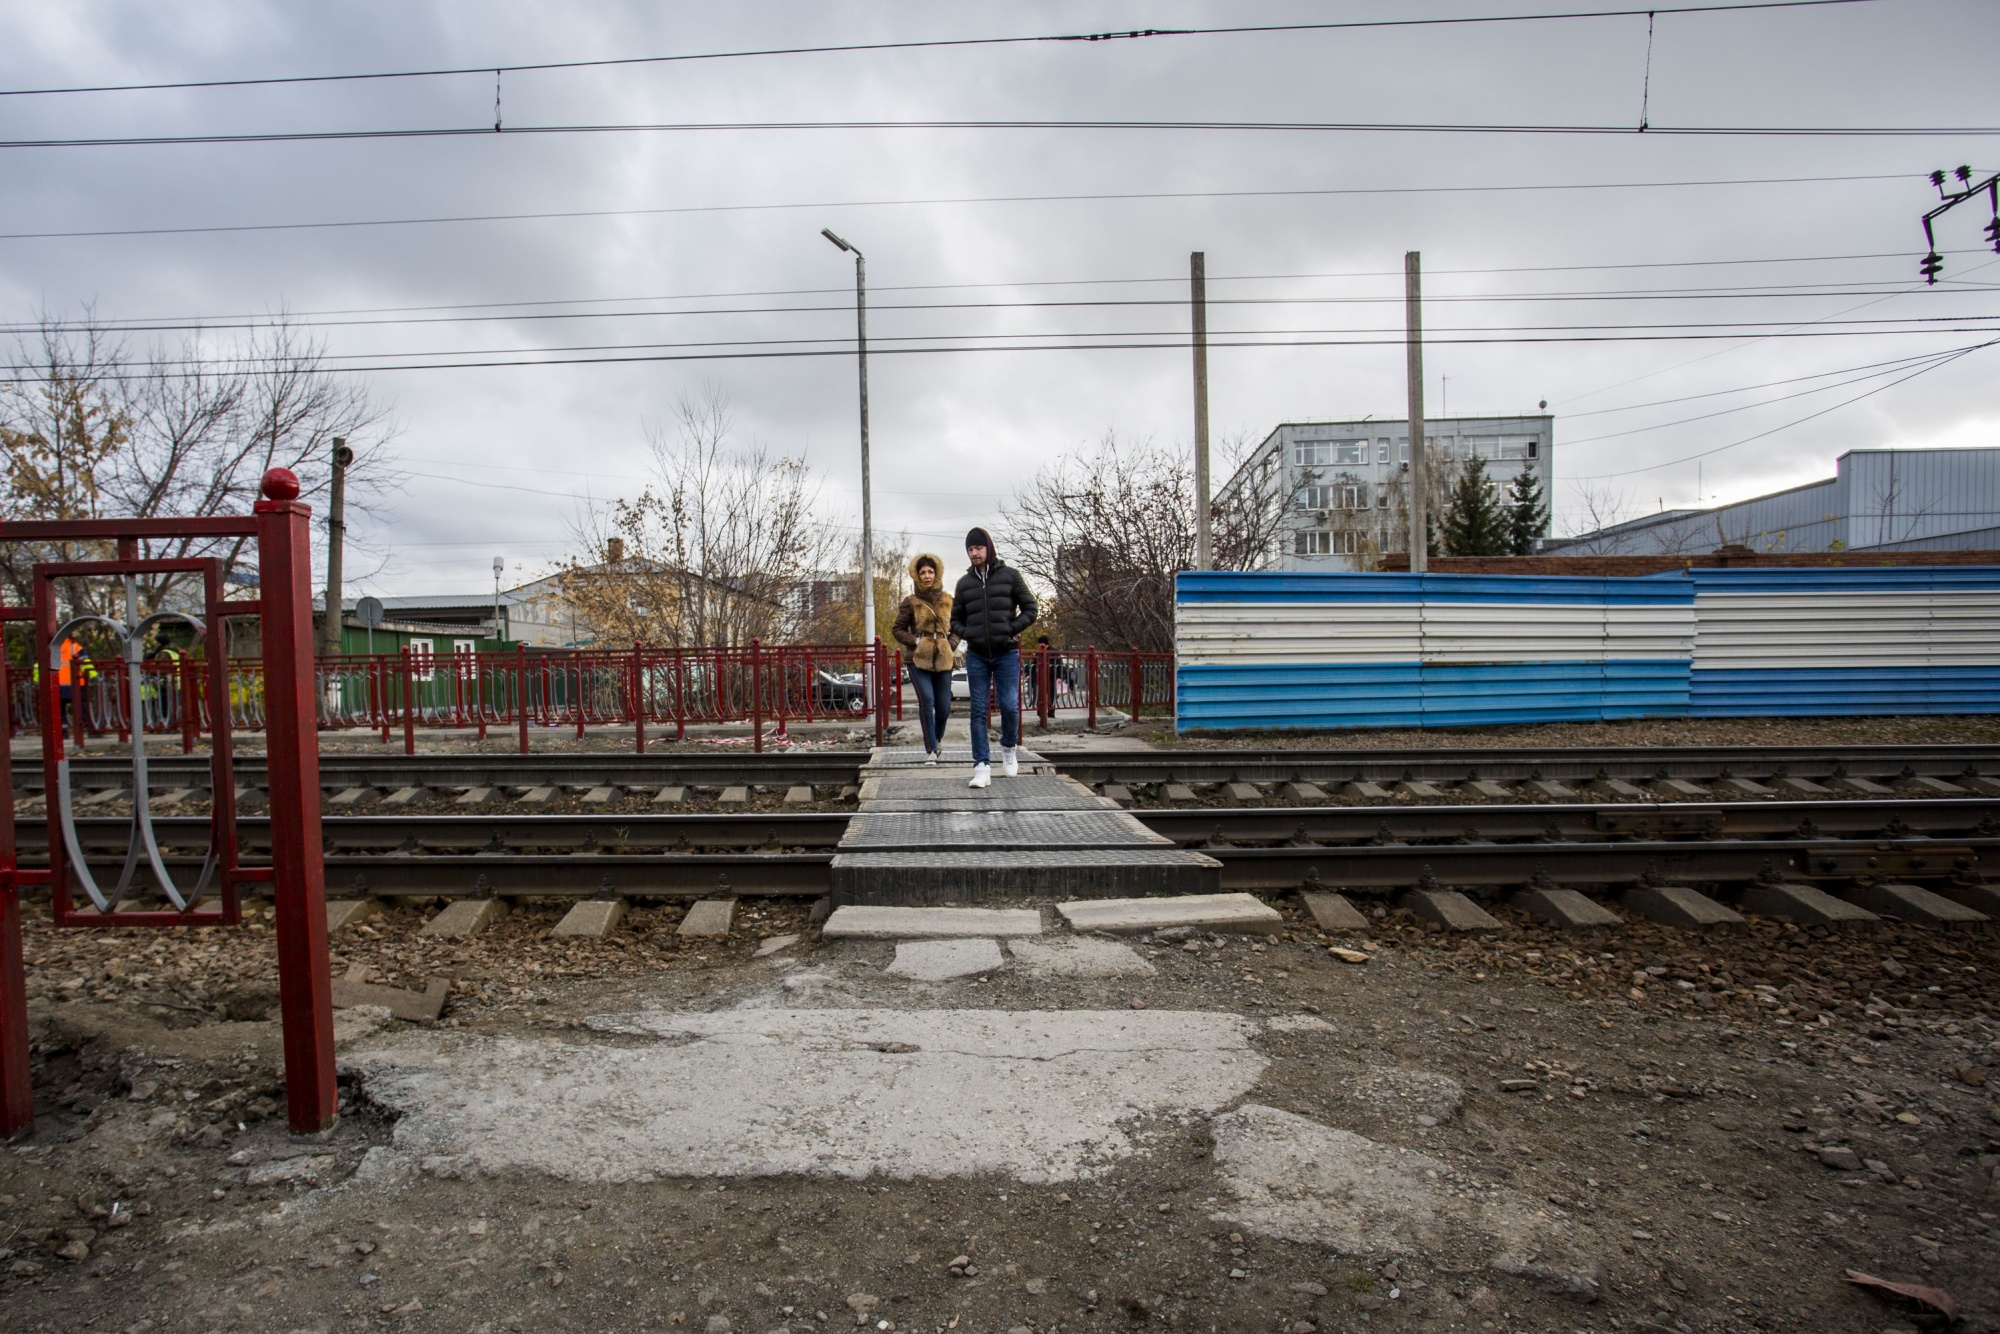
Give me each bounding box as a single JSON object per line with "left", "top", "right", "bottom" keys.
{"left": 813, "top": 669, "right": 870, "bottom": 714}
{"left": 950, "top": 667, "right": 969, "bottom": 700}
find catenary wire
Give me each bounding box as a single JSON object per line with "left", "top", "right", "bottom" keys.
{"left": 28, "top": 248, "right": 1990, "bottom": 330}
{"left": 7, "top": 323, "right": 1996, "bottom": 385}
{"left": 0, "top": 172, "right": 1926, "bottom": 243}
{"left": 6, "top": 115, "right": 1994, "bottom": 152}
{"left": 0, "top": 1, "right": 1888, "bottom": 98}
{"left": 4, "top": 280, "right": 1986, "bottom": 339}
{"left": 1569, "top": 338, "right": 2000, "bottom": 478}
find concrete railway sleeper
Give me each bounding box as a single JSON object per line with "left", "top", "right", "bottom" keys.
{"left": 10, "top": 802, "right": 1999, "bottom": 926}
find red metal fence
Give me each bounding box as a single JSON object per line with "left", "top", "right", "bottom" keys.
{"left": 8, "top": 641, "right": 1177, "bottom": 752}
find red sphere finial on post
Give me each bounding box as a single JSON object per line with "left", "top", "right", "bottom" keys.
{"left": 261, "top": 467, "right": 301, "bottom": 502}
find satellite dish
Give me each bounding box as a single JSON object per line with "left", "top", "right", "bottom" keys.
{"left": 354, "top": 596, "right": 385, "bottom": 628}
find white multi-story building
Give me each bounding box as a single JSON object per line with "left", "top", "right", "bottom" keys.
{"left": 1216, "top": 414, "right": 1554, "bottom": 570}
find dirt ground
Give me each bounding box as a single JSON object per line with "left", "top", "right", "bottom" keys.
{"left": 5, "top": 891, "right": 1997, "bottom": 1334}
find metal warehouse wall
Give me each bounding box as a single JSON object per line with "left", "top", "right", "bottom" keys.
{"left": 1173, "top": 567, "right": 2000, "bottom": 730}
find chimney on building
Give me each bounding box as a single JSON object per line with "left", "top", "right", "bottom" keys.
{"left": 606, "top": 537, "right": 625, "bottom": 564}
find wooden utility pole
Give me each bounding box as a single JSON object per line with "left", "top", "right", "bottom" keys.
{"left": 1191, "top": 251, "right": 1212, "bottom": 571}
{"left": 321, "top": 437, "right": 352, "bottom": 655}
{"left": 1404, "top": 252, "right": 1428, "bottom": 574}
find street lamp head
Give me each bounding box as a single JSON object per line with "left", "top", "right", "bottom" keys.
{"left": 821, "top": 228, "right": 854, "bottom": 254}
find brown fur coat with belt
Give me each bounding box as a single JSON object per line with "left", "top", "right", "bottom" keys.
{"left": 891, "top": 553, "right": 958, "bottom": 671}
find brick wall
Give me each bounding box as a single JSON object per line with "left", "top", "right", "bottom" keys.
{"left": 1373, "top": 547, "right": 2000, "bottom": 576}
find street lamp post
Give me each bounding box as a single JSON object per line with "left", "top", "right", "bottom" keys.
{"left": 821, "top": 228, "right": 875, "bottom": 650}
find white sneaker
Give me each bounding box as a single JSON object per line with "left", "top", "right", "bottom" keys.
{"left": 925, "top": 751, "right": 938, "bottom": 766}
{"left": 1001, "top": 747, "right": 1019, "bottom": 777}
{"left": 968, "top": 763, "right": 991, "bottom": 789}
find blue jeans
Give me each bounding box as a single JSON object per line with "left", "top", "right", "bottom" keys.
{"left": 906, "top": 665, "right": 952, "bottom": 753}
{"left": 964, "top": 648, "right": 1020, "bottom": 765}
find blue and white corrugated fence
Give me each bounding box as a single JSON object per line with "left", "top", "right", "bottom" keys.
{"left": 1173, "top": 567, "right": 2000, "bottom": 731}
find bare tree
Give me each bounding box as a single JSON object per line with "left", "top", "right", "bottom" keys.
{"left": 557, "top": 386, "right": 840, "bottom": 647}
{"left": 1210, "top": 429, "right": 1290, "bottom": 573}
{"left": 0, "top": 310, "right": 393, "bottom": 646}
{"left": 1553, "top": 479, "right": 1643, "bottom": 555}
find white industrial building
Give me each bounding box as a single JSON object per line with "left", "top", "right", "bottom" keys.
{"left": 1543, "top": 446, "right": 2000, "bottom": 556}
{"left": 1216, "top": 414, "right": 1554, "bottom": 570}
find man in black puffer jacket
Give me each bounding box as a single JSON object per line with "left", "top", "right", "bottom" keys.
{"left": 950, "top": 526, "right": 1038, "bottom": 788}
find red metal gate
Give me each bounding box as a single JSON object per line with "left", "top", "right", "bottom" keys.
{"left": 0, "top": 469, "right": 335, "bottom": 1136}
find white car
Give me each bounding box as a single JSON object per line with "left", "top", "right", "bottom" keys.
{"left": 949, "top": 667, "right": 970, "bottom": 700}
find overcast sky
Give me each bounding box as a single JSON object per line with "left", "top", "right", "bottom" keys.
{"left": 2, "top": 0, "right": 1996, "bottom": 595}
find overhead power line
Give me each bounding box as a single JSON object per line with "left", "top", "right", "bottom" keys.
{"left": 7, "top": 322, "right": 1993, "bottom": 385}
{"left": 36, "top": 248, "right": 1984, "bottom": 329}
{"left": 0, "top": 172, "right": 1921, "bottom": 243}
{"left": 0, "top": 1, "right": 1885, "bottom": 99}
{"left": 7, "top": 115, "right": 1992, "bottom": 152}
{"left": 8, "top": 282, "right": 1984, "bottom": 339}
{"left": 1570, "top": 337, "right": 1999, "bottom": 478}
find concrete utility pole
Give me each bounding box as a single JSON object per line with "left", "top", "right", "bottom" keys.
{"left": 822, "top": 229, "right": 876, "bottom": 647}
{"left": 1191, "top": 251, "right": 1212, "bottom": 571}
{"left": 1404, "top": 253, "right": 1428, "bottom": 574}
{"left": 322, "top": 437, "right": 353, "bottom": 654}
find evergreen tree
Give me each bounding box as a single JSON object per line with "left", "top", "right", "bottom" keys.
{"left": 1505, "top": 466, "right": 1550, "bottom": 556}
{"left": 1438, "top": 456, "right": 1509, "bottom": 556}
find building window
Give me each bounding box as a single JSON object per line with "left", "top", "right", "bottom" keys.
{"left": 1375, "top": 482, "right": 1390, "bottom": 508}
{"left": 1339, "top": 484, "right": 1364, "bottom": 510}
{"left": 1297, "top": 484, "right": 1333, "bottom": 510}
{"left": 1295, "top": 530, "right": 1333, "bottom": 556}
{"left": 1293, "top": 439, "right": 1367, "bottom": 467}
{"left": 1377, "top": 440, "right": 1391, "bottom": 463}
{"left": 1337, "top": 530, "right": 1360, "bottom": 554}
{"left": 409, "top": 641, "right": 436, "bottom": 681}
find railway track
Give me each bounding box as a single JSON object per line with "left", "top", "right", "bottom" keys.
{"left": 18, "top": 742, "right": 2000, "bottom": 796}
{"left": 18, "top": 794, "right": 2000, "bottom": 904}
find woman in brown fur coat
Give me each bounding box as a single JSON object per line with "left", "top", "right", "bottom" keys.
{"left": 891, "top": 553, "right": 959, "bottom": 762}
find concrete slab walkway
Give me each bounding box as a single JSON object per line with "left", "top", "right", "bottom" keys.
{"left": 830, "top": 746, "right": 1221, "bottom": 905}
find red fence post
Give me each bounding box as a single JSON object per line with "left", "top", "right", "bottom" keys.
{"left": 673, "top": 648, "right": 687, "bottom": 741}
{"left": 1129, "top": 649, "right": 1143, "bottom": 724}
{"left": 1040, "top": 644, "right": 1056, "bottom": 732}
{"left": 632, "top": 641, "right": 646, "bottom": 755}
{"left": 893, "top": 650, "right": 903, "bottom": 722}
{"left": 751, "top": 639, "right": 764, "bottom": 754}
{"left": 253, "top": 469, "right": 338, "bottom": 1134}
{"left": 400, "top": 647, "right": 416, "bottom": 756}
{"left": 180, "top": 652, "right": 199, "bottom": 754}
{"left": 874, "top": 637, "right": 888, "bottom": 748}
{"left": 773, "top": 645, "right": 789, "bottom": 740}
{"left": 1086, "top": 645, "right": 1099, "bottom": 730}
{"left": 0, "top": 645, "right": 27, "bottom": 1137}
{"left": 516, "top": 644, "right": 530, "bottom": 754}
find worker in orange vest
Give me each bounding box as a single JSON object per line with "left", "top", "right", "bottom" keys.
{"left": 55, "top": 636, "right": 90, "bottom": 727}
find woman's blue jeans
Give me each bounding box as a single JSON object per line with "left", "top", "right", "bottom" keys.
{"left": 907, "top": 665, "right": 953, "bottom": 753}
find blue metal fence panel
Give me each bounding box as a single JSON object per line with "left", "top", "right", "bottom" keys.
{"left": 1174, "top": 566, "right": 2000, "bottom": 730}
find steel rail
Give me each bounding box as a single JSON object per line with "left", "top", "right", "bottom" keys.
{"left": 1045, "top": 744, "right": 2000, "bottom": 785}
{"left": 13, "top": 796, "right": 1999, "bottom": 904}
{"left": 21, "top": 742, "right": 2000, "bottom": 794}
{"left": 1132, "top": 798, "right": 2000, "bottom": 845}
{"left": 20, "top": 797, "right": 1997, "bottom": 857}
{"left": 14, "top": 750, "right": 876, "bottom": 793}
{"left": 1207, "top": 836, "right": 1990, "bottom": 893}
